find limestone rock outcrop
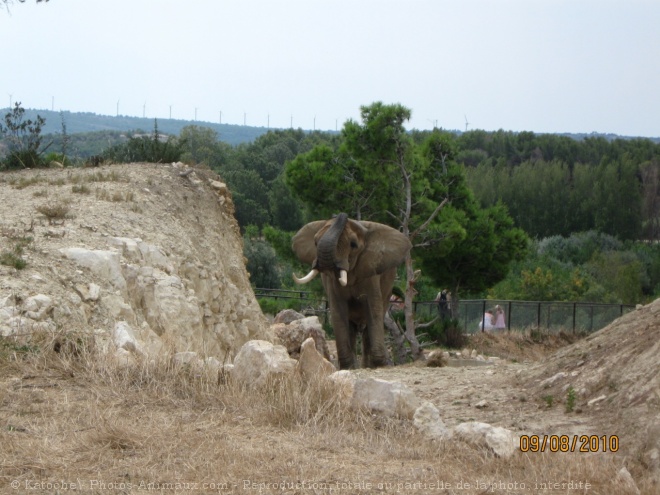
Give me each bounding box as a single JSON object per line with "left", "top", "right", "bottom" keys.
{"left": 0, "top": 163, "right": 271, "bottom": 362}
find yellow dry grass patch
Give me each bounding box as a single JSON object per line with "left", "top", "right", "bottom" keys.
{"left": 0, "top": 338, "right": 646, "bottom": 494}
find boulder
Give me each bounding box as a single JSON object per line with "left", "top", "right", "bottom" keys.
{"left": 453, "top": 421, "right": 519, "bottom": 458}
{"left": 413, "top": 402, "right": 452, "bottom": 440}
{"left": 352, "top": 378, "right": 421, "bottom": 419}
{"left": 273, "top": 309, "right": 305, "bottom": 325}
{"left": 23, "top": 294, "right": 53, "bottom": 321}
{"left": 328, "top": 370, "right": 356, "bottom": 402}
{"left": 296, "top": 337, "right": 336, "bottom": 380}
{"left": 113, "top": 321, "right": 142, "bottom": 355}
{"left": 232, "top": 340, "right": 297, "bottom": 387}
{"left": 74, "top": 283, "right": 101, "bottom": 302}
{"left": 272, "top": 316, "right": 330, "bottom": 360}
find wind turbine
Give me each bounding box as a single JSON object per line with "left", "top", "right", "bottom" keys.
{"left": 464, "top": 115, "right": 470, "bottom": 132}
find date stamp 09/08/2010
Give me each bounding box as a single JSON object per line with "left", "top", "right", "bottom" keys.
{"left": 520, "top": 434, "right": 619, "bottom": 453}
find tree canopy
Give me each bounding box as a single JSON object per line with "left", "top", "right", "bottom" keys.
{"left": 285, "top": 102, "right": 528, "bottom": 359}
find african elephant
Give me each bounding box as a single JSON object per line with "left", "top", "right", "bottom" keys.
{"left": 292, "top": 213, "right": 411, "bottom": 369}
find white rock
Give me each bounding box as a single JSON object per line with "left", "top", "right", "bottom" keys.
{"left": 328, "top": 370, "right": 356, "bottom": 402}
{"left": 60, "top": 248, "right": 127, "bottom": 294}
{"left": 296, "top": 337, "right": 336, "bottom": 380}
{"left": 453, "top": 421, "right": 519, "bottom": 458}
{"left": 474, "top": 400, "right": 489, "bottom": 409}
{"left": 232, "top": 340, "right": 297, "bottom": 387}
{"left": 74, "top": 282, "right": 101, "bottom": 302}
{"left": 113, "top": 321, "right": 141, "bottom": 354}
{"left": 540, "top": 371, "right": 569, "bottom": 388}
{"left": 138, "top": 242, "right": 173, "bottom": 274}
{"left": 108, "top": 237, "right": 142, "bottom": 260}
{"left": 24, "top": 294, "right": 53, "bottom": 321}
{"left": 587, "top": 395, "right": 607, "bottom": 407}
{"left": 352, "top": 378, "right": 421, "bottom": 419}
{"left": 413, "top": 402, "right": 452, "bottom": 440}
{"left": 209, "top": 180, "right": 228, "bottom": 195}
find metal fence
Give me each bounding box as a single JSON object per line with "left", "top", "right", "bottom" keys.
{"left": 255, "top": 288, "right": 635, "bottom": 334}
{"left": 406, "top": 299, "right": 634, "bottom": 334}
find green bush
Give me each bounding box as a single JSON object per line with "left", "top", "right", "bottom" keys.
{"left": 421, "top": 317, "right": 466, "bottom": 349}
{"left": 0, "top": 103, "right": 48, "bottom": 170}
{"left": 102, "top": 120, "right": 182, "bottom": 164}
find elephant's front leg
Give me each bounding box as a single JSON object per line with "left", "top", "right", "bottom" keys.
{"left": 324, "top": 277, "right": 356, "bottom": 369}
{"left": 361, "top": 278, "right": 389, "bottom": 368}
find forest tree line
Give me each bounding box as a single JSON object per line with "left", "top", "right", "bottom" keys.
{"left": 2, "top": 103, "right": 659, "bottom": 305}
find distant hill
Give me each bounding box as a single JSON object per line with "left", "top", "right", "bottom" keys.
{"left": 5, "top": 108, "right": 273, "bottom": 146}
{"left": 4, "top": 108, "right": 659, "bottom": 153}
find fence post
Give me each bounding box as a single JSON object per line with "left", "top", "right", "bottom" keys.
{"left": 507, "top": 301, "right": 512, "bottom": 331}
{"left": 481, "top": 300, "right": 487, "bottom": 332}
{"left": 537, "top": 302, "right": 542, "bottom": 329}
{"left": 572, "top": 302, "right": 577, "bottom": 334}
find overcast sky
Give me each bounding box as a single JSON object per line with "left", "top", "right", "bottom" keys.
{"left": 2, "top": 0, "right": 659, "bottom": 137}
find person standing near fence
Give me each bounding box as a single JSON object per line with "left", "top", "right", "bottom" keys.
{"left": 435, "top": 289, "right": 450, "bottom": 320}
{"left": 494, "top": 304, "right": 506, "bottom": 330}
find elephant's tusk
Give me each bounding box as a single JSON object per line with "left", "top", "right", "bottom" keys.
{"left": 339, "top": 270, "right": 348, "bottom": 287}
{"left": 293, "top": 269, "right": 319, "bottom": 284}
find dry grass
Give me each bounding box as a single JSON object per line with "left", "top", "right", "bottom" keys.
{"left": 35, "top": 200, "right": 72, "bottom": 224}
{"left": 467, "top": 328, "right": 581, "bottom": 363}
{"left": 0, "top": 334, "right": 648, "bottom": 494}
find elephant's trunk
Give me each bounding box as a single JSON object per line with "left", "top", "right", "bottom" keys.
{"left": 316, "top": 213, "right": 349, "bottom": 286}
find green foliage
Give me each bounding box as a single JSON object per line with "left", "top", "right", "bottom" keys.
{"left": 421, "top": 318, "right": 466, "bottom": 349}
{"left": 102, "top": 120, "right": 182, "bottom": 164}
{"left": 0, "top": 236, "right": 31, "bottom": 270}
{"left": 178, "top": 125, "right": 225, "bottom": 165}
{"left": 0, "top": 250, "right": 26, "bottom": 270}
{"left": 243, "top": 229, "right": 282, "bottom": 289}
{"left": 460, "top": 131, "right": 660, "bottom": 241}
{"left": 257, "top": 297, "right": 308, "bottom": 316}
{"left": 585, "top": 251, "right": 645, "bottom": 304}
{"left": 566, "top": 387, "right": 577, "bottom": 413}
{"left": 538, "top": 231, "right": 623, "bottom": 265}
{"left": 0, "top": 103, "right": 50, "bottom": 170}
{"left": 488, "top": 232, "right": 659, "bottom": 304}
{"left": 286, "top": 102, "right": 527, "bottom": 307}
{"left": 0, "top": 336, "right": 39, "bottom": 359}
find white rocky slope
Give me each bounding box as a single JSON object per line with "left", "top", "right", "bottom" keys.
{"left": 0, "top": 162, "right": 271, "bottom": 362}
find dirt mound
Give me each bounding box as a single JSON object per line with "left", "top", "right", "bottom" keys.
{"left": 523, "top": 298, "right": 660, "bottom": 479}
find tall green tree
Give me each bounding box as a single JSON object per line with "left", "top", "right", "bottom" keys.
{"left": 286, "top": 102, "right": 527, "bottom": 360}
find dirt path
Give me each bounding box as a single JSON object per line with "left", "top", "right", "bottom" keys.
{"left": 354, "top": 359, "right": 599, "bottom": 438}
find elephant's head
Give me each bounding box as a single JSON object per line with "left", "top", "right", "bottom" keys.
{"left": 292, "top": 213, "right": 411, "bottom": 286}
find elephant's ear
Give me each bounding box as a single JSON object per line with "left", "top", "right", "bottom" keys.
{"left": 292, "top": 220, "right": 327, "bottom": 265}
{"left": 355, "top": 221, "right": 412, "bottom": 278}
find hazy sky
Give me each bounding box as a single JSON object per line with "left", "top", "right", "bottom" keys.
{"left": 2, "top": 0, "right": 659, "bottom": 137}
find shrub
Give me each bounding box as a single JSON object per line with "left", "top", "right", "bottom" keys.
{"left": 0, "top": 103, "right": 49, "bottom": 170}
{"left": 101, "top": 120, "right": 182, "bottom": 164}
{"left": 36, "top": 201, "right": 71, "bottom": 223}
